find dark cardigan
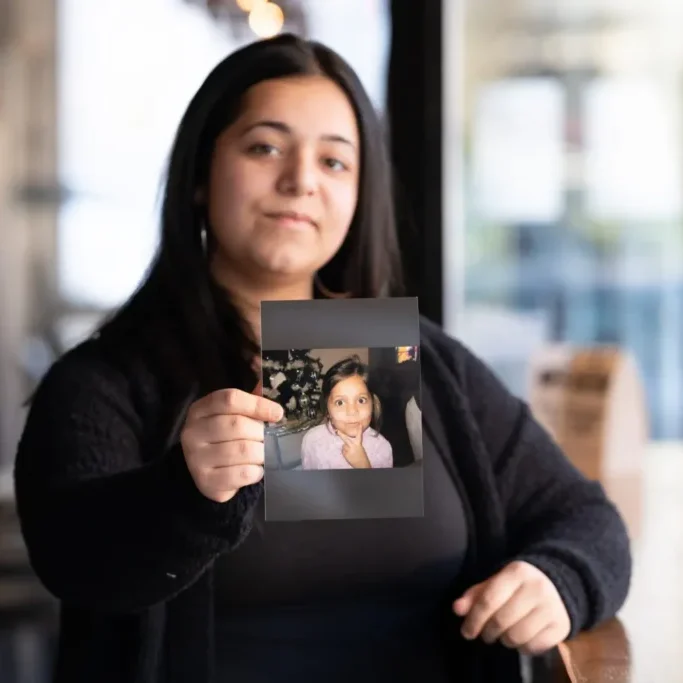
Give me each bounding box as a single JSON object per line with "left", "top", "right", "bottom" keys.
{"left": 13, "top": 317, "right": 632, "bottom": 683}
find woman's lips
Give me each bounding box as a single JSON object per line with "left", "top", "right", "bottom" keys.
{"left": 264, "top": 211, "right": 316, "bottom": 228}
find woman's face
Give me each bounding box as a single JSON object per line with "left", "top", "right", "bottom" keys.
{"left": 205, "top": 75, "right": 360, "bottom": 288}
{"left": 327, "top": 375, "right": 373, "bottom": 438}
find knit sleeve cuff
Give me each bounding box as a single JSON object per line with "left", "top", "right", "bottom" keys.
{"left": 162, "top": 442, "right": 262, "bottom": 545}
{"left": 512, "top": 551, "right": 592, "bottom": 640}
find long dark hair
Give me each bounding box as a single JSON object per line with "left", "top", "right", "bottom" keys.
{"left": 319, "top": 355, "right": 382, "bottom": 431}
{"left": 96, "top": 33, "right": 403, "bottom": 398}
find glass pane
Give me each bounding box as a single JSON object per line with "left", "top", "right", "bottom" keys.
{"left": 445, "top": 0, "right": 683, "bottom": 439}
{"left": 57, "top": 0, "right": 240, "bottom": 308}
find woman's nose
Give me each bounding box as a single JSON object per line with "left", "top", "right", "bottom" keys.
{"left": 277, "top": 150, "right": 317, "bottom": 196}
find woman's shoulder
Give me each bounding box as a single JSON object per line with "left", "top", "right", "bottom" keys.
{"left": 418, "top": 315, "right": 509, "bottom": 407}
{"left": 32, "top": 333, "right": 166, "bottom": 424}
{"left": 418, "top": 316, "right": 471, "bottom": 383}
{"left": 44, "top": 333, "right": 153, "bottom": 388}
{"left": 38, "top": 337, "right": 124, "bottom": 392}
{"left": 419, "top": 316, "right": 468, "bottom": 361}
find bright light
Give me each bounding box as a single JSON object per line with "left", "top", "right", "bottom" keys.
{"left": 248, "top": 2, "right": 284, "bottom": 38}
{"left": 236, "top": 0, "right": 266, "bottom": 11}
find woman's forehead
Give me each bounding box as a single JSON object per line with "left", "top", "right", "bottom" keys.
{"left": 235, "top": 76, "right": 359, "bottom": 146}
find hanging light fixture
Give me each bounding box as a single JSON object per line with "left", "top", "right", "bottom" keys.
{"left": 248, "top": 2, "right": 285, "bottom": 38}
{"left": 182, "top": 0, "right": 307, "bottom": 40}
{"left": 236, "top": 0, "right": 264, "bottom": 12}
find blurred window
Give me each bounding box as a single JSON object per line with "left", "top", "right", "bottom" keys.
{"left": 445, "top": 1, "right": 683, "bottom": 439}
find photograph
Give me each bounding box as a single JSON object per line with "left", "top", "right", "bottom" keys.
{"left": 260, "top": 297, "right": 423, "bottom": 521}
{"left": 262, "top": 346, "right": 422, "bottom": 472}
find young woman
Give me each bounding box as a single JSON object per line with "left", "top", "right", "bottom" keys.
{"left": 301, "top": 355, "right": 393, "bottom": 470}
{"left": 14, "top": 34, "right": 631, "bottom": 683}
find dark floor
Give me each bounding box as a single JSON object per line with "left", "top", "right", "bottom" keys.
{"left": 0, "top": 620, "right": 56, "bottom": 683}
{"left": 0, "top": 500, "right": 58, "bottom": 683}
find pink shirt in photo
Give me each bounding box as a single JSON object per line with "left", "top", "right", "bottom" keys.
{"left": 300, "top": 422, "right": 394, "bottom": 470}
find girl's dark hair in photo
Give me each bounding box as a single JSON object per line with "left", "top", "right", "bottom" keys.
{"left": 93, "top": 33, "right": 403, "bottom": 399}
{"left": 319, "top": 355, "right": 382, "bottom": 430}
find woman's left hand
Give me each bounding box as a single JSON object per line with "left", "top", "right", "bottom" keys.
{"left": 453, "top": 561, "right": 571, "bottom": 656}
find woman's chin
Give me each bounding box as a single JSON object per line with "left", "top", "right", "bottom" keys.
{"left": 255, "top": 252, "right": 319, "bottom": 279}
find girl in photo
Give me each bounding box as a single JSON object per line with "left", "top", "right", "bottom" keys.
{"left": 301, "top": 355, "right": 393, "bottom": 470}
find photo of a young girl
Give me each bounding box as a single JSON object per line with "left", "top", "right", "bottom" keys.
{"left": 301, "top": 355, "right": 394, "bottom": 470}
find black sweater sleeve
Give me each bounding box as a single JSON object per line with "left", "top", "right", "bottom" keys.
{"left": 14, "top": 346, "right": 261, "bottom": 614}
{"left": 457, "top": 340, "right": 632, "bottom": 638}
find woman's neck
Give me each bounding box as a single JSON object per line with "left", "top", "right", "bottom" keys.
{"left": 211, "top": 266, "right": 314, "bottom": 344}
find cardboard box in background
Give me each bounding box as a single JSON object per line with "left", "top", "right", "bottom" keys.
{"left": 528, "top": 346, "right": 648, "bottom": 539}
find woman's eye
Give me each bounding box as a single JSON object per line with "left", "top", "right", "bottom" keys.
{"left": 323, "top": 157, "right": 348, "bottom": 172}
{"left": 358, "top": 397, "right": 368, "bottom": 404}
{"left": 248, "top": 143, "right": 279, "bottom": 157}
{"left": 334, "top": 399, "right": 344, "bottom": 407}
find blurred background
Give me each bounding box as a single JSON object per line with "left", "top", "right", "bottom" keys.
{"left": 1, "top": 0, "right": 682, "bottom": 680}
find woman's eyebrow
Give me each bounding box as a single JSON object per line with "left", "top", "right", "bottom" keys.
{"left": 241, "top": 120, "right": 356, "bottom": 148}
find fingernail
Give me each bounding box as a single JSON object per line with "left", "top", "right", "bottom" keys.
{"left": 271, "top": 407, "right": 284, "bottom": 422}
{"left": 461, "top": 628, "right": 474, "bottom": 640}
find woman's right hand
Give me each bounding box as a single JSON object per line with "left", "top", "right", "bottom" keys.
{"left": 180, "top": 386, "right": 284, "bottom": 503}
